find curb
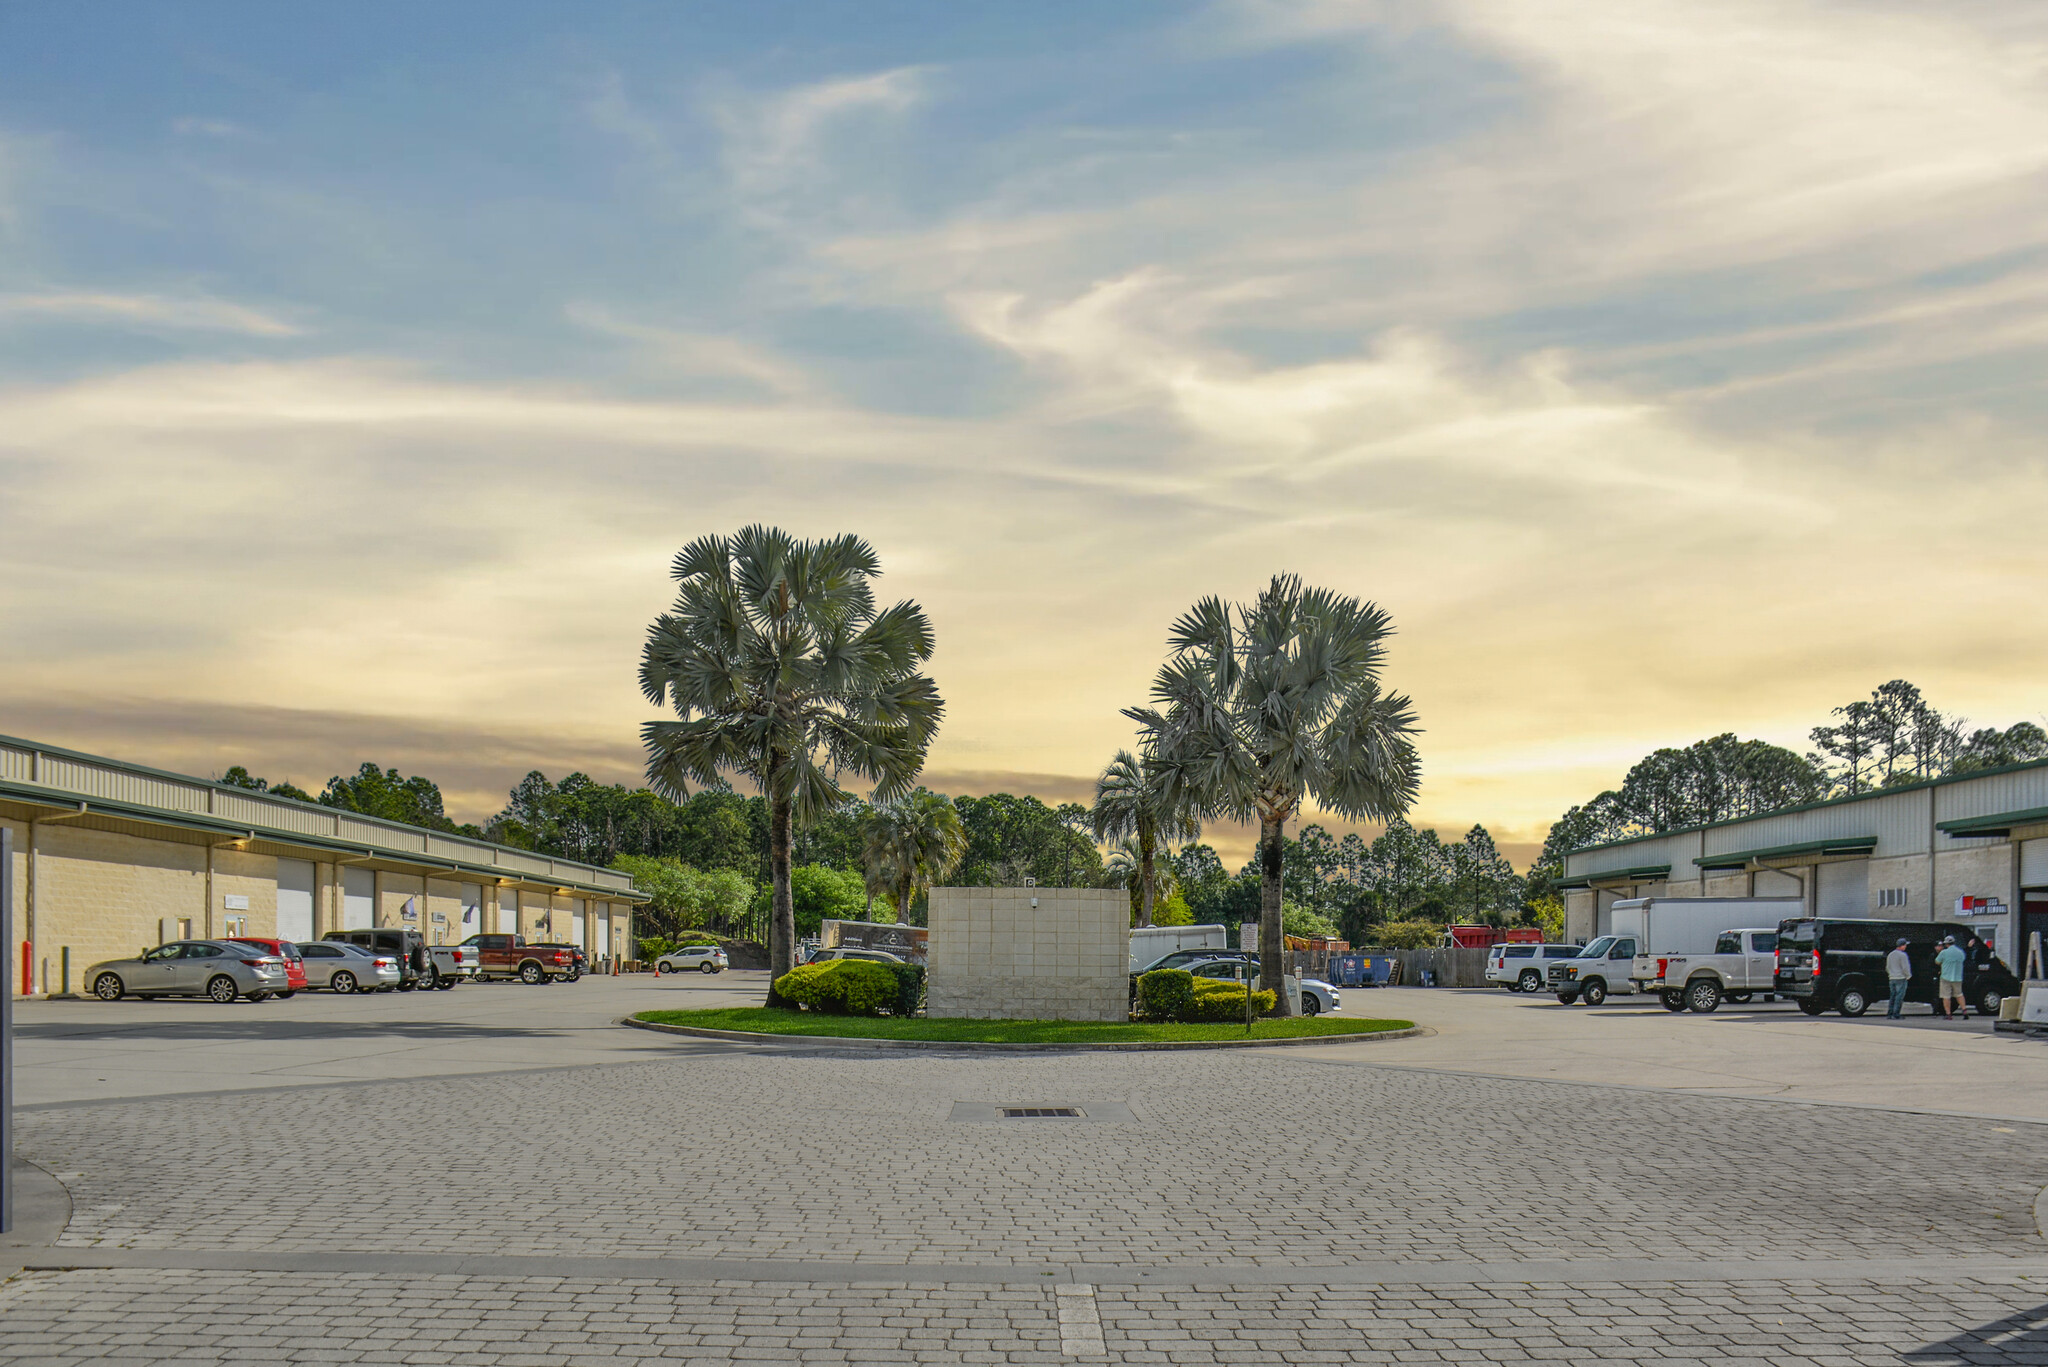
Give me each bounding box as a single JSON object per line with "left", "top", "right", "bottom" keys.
{"left": 620, "top": 1016, "right": 1430, "bottom": 1052}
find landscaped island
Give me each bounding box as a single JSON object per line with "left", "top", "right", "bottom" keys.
{"left": 632, "top": 1008, "right": 1414, "bottom": 1044}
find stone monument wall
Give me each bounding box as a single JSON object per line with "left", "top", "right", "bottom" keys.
{"left": 925, "top": 887, "right": 1129, "bottom": 1021}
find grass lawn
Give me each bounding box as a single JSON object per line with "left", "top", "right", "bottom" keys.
{"left": 633, "top": 1007, "right": 1414, "bottom": 1044}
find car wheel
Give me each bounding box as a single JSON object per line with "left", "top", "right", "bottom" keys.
{"left": 700, "top": 962, "right": 717, "bottom": 974}
{"left": 1660, "top": 991, "right": 1686, "bottom": 1012}
{"left": 1797, "top": 998, "right": 1825, "bottom": 1016}
{"left": 92, "top": 973, "right": 124, "bottom": 1001}
{"left": 207, "top": 975, "right": 239, "bottom": 1003}
{"left": 275, "top": 990, "right": 295, "bottom": 1000}
{"left": 655, "top": 961, "right": 670, "bottom": 975}
{"left": 1581, "top": 979, "right": 1607, "bottom": 1006}
{"left": 248, "top": 991, "right": 271, "bottom": 1003}
{"left": 1979, "top": 987, "right": 2004, "bottom": 1017}
{"left": 1556, "top": 992, "right": 1579, "bottom": 1005}
{"left": 1301, "top": 994, "right": 1322, "bottom": 1017}
{"left": 519, "top": 962, "right": 545, "bottom": 985}
{"left": 1518, "top": 971, "right": 1541, "bottom": 993}
{"left": 332, "top": 972, "right": 358, "bottom": 995}
{"left": 436, "top": 978, "right": 456, "bottom": 990}
{"left": 1837, "top": 985, "right": 1869, "bottom": 1017}
{"left": 1685, "top": 979, "right": 1722, "bottom": 1014}
{"left": 420, "top": 966, "right": 439, "bottom": 990}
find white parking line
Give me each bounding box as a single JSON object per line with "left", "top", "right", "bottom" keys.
{"left": 1055, "top": 1282, "right": 1106, "bottom": 1356}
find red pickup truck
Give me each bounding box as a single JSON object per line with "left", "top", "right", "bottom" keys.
{"left": 459, "top": 934, "right": 578, "bottom": 985}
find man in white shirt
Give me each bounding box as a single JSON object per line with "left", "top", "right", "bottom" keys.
{"left": 1885, "top": 938, "right": 1912, "bottom": 1019}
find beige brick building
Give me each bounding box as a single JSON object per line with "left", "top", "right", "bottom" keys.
{"left": 1560, "top": 757, "right": 2048, "bottom": 974}
{"left": 1, "top": 734, "right": 640, "bottom": 997}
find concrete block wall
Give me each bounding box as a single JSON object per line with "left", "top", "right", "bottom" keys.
{"left": 926, "top": 887, "right": 1128, "bottom": 1021}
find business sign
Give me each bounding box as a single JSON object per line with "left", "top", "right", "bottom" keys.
{"left": 222, "top": 894, "right": 249, "bottom": 911}
{"left": 821, "top": 920, "right": 929, "bottom": 962}
{"left": 1955, "top": 895, "right": 2007, "bottom": 917}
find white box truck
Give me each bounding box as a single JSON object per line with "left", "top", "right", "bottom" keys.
{"left": 1547, "top": 898, "right": 1802, "bottom": 1006}
{"left": 1130, "top": 923, "right": 1229, "bottom": 972}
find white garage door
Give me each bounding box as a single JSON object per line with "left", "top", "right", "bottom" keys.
{"left": 1817, "top": 860, "right": 1870, "bottom": 918}
{"left": 568, "top": 899, "right": 585, "bottom": 948}
{"left": 594, "top": 913, "right": 609, "bottom": 960}
{"left": 460, "top": 883, "right": 482, "bottom": 936}
{"left": 343, "top": 867, "right": 375, "bottom": 930}
{"left": 276, "top": 859, "right": 315, "bottom": 942}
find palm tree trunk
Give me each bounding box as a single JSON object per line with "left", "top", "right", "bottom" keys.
{"left": 764, "top": 794, "right": 796, "bottom": 1007}
{"left": 1257, "top": 814, "right": 1294, "bottom": 1016}
{"left": 863, "top": 890, "right": 874, "bottom": 922}
{"left": 897, "top": 873, "right": 913, "bottom": 928}
{"left": 1137, "top": 830, "right": 1157, "bottom": 929}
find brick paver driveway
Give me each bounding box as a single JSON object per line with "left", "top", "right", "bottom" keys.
{"left": 3, "top": 975, "right": 2044, "bottom": 1363}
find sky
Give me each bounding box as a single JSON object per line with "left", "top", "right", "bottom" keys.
{"left": 4, "top": 1, "right": 2048, "bottom": 868}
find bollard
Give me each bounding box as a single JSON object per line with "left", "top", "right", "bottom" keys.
{"left": 60, "top": 946, "right": 71, "bottom": 998}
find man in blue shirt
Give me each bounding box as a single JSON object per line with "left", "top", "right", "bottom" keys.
{"left": 1934, "top": 935, "right": 1967, "bottom": 1020}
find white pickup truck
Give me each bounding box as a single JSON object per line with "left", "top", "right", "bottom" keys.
{"left": 1631, "top": 927, "right": 1781, "bottom": 1013}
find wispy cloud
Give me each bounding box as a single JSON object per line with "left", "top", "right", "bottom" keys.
{"left": 0, "top": 291, "right": 300, "bottom": 336}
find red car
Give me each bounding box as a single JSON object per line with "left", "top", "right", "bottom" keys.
{"left": 226, "top": 937, "right": 308, "bottom": 997}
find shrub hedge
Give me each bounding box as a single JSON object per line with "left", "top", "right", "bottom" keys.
{"left": 771, "top": 958, "right": 899, "bottom": 1017}
{"left": 883, "top": 961, "right": 926, "bottom": 1017}
{"left": 1136, "top": 968, "right": 1196, "bottom": 1021}
{"left": 1188, "top": 978, "right": 1277, "bottom": 1022}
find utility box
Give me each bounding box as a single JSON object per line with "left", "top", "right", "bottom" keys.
{"left": 926, "top": 887, "right": 1129, "bottom": 1021}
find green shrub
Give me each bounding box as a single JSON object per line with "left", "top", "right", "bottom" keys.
{"left": 1187, "top": 978, "right": 1276, "bottom": 1022}
{"left": 882, "top": 961, "right": 925, "bottom": 1017}
{"left": 771, "top": 959, "right": 899, "bottom": 1017}
{"left": 1368, "top": 918, "right": 1442, "bottom": 950}
{"left": 1136, "top": 968, "right": 1197, "bottom": 1021}
{"left": 638, "top": 936, "right": 675, "bottom": 961}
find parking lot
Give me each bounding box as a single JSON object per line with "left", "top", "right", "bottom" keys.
{"left": 4, "top": 976, "right": 2045, "bottom": 1363}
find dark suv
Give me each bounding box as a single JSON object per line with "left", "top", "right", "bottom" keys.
{"left": 326, "top": 928, "right": 432, "bottom": 990}
{"left": 1774, "top": 918, "right": 2018, "bottom": 1018}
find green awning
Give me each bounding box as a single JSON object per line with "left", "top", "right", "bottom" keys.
{"left": 1693, "top": 835, "right": 1875, "bottom": 868}
{"left": 1936, "top": 805, "right": 2048, "bottom": 838}
{"left": 1553, "top": 863, "right": 1671, "bottom": 890}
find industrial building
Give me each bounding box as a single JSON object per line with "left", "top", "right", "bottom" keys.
{"left": 2, "top": 733, "right": 641, "bottom": 997}
{"left": 1559, "top": 757, "right": 2048, "bottom": 973}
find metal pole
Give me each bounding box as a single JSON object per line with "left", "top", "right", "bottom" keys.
{"left": 4, "top": 824, "right": 15, "bottom": 1233}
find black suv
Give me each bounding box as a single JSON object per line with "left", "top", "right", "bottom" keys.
{"left": 1774, "top": 917, "right": 2018, "bottom": 1018}
{"left": 326, "top": 928, "right": 433, "bottom": 990}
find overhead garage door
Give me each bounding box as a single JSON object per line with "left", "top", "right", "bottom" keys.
{"left": 276, "top": 859, "right": 315, "bottom": 942}
{"left": 1817, "top": 860, "right": 1870, "bottom": 918}
{"left": 343, "top": 867, "right": 375, "bottom": 930}
{"left": 460, "top": 883, "right": 482, "bottom": 936}
{"left": 568, "top": 899, "right": 585, "bottom": 949}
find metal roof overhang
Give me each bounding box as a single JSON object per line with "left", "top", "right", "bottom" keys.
{"left": 0, "top": 778, "right": 646, "bottom": 904}
{"left": 1936, "top": 805, "right": 2048, "bottom": 839}
{"left": 1694, "top": 835, "right": 1876, "bottom": 869}
{"left": 1554, "top": 864, "right": 1672, "bottom": 890}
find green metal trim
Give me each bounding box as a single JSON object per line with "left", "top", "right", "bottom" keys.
{"left": 1563, "top": 753, "right": 2048, "bottom": 859}
{"left": 1553, "top": 863, "right": 1671, "bottom": 889}
{"left": 1690, "top": 835, "right": 1876, "bottom": 868}
{"left": 0, "top": 730, "right": 633, "bottom": 887}
{"left": 0, "top": 778, "right": 647, "bottom": 904}
{"left": 1935, "top": 804, "right": 2048, "bottom": 837}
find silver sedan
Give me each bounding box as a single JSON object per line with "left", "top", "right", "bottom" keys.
{"left": 87, "top": 941, "right": 291, "bottom": 1003}
{"left": 297, "top": 941, "right": 402, "bottom": 993}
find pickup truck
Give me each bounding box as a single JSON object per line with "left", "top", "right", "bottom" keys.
{"left": 1630, "top": 927, "right": 1780, "bottom": 1013}
{"left": 459, "top": 933, "right": 580, "bottom": 984}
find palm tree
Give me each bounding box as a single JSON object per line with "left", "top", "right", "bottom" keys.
{"left": 1091, "top": 749, "right": 1201, "bottom": 928}
{"left": 862, "top": 789, "right": 967, "bottom": 926}
{"left": 1104, "top": 835, "right": 1182, "bottom": 926}
{"left": 639, "top": 526, "right": 942, "bottom": 1004}
{"left": 1127, "top": 575, "right": 1420, "bottom": 1015}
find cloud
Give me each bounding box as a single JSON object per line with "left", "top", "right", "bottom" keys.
{"left": 172, "top": 117, "right": 256, "bottom": 140}
{"left": 0, "top": 292, "right": 300, "bottom": 336}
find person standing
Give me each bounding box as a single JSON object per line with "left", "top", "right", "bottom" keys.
{"left": 1934, "top": 935, "right": 1967, "bottom": 1021}
{"left": 1886, "top": 938, "right": 1912, "bottom": 1019}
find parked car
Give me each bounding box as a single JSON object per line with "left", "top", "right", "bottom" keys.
{"left": 1546, "top": 934, "right": 1641, "bottom": 1004}
{"left": 224, "top": 937, "right": 308, "bottom": 997}
{"left": 807, "top": 947, "right": 905, "bottom": 964}
{"left": 655, "top": 945, "right": 729, "bottom": 974}
{"left": 1137, "top": 947, "right": 1257, "bottom": 977}
{"left": 87, "top": 940, "right": 290, "bottom": 1003}
{"left": 298, "top": 941, "right": 401, "bottom": 993}
{"left": 1630, "top": 928, "right": 1780, "bottom": 1012}
{"left": 1485, "top": 943, "right": 1583, "bottom": 993}
{"left": 1775, "top": 918, "right": 2020, "bottom": 1018}
{"left": 325, "top": 928, "right": 474, "bottom": 989}
{"left": 459, "top": 933, "right": 580, "bottom": 984}
{"left": 1184, "top": 956, "right": 1341, "bottom": 1017}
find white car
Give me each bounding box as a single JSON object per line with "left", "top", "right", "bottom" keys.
{"left": 1486, "top": 943, "right": 1584, "bottom": 993}
{"left": 655, "top": 945, "right": 729, "bottom": 975}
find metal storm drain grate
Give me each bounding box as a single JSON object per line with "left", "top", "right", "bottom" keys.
{"left": 948, "top": 1100, "right": 1135, "bottom": 1123}
{"left": 1002, "top": 1106, "right": 1082, "bottom": 1118}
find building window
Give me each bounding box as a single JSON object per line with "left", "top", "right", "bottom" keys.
{"left": 1876, "top": 888, "right": 1909, "bottom": 909}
